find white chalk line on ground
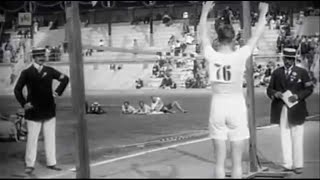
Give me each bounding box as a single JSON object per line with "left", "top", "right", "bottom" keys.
{"left": 41, "top": 114, "right": 319, "bottom": 178}
{"left": 41, "top": 136, "right": 213, "bottom": 178}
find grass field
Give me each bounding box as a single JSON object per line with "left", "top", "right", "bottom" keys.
{"left": 0, "top": 88, "right": 319, "bottom": 177}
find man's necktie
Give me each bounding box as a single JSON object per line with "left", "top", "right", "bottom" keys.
{"left": 38, "top": 66, "right": 42, "bottom": 73}
{"left": 285, "top": 70, "right": 290, "bottom": 79}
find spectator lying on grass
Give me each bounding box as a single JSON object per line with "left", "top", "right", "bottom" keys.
{"left": 150, "top": 96, "right": 188, "bottom": 114}
{"left": 121, "top": 101, "right": 136, "bottom": 114}
{"left": 86, "top": 101, "right": 106, "bottom": 114}
{"left": 135, "top": 101, "right": 152, "bottom": 115}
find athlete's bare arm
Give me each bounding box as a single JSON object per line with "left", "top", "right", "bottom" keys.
{"left": 199, "top": 1, "right": 216, "bottom": 56}
{"left": 246, "top": 2, "right": 269, "bottom": 52}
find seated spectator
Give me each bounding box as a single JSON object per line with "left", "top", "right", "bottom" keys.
{"left": 277, "top": 34, "right": 286, "bottom": 53}
{"left": 222, "top": 6, "right": 233, "bottom": 25}
{"left": 45, "top": 46, "right": 50, "bottom": 61}
{"left": 185, "top": 77, "right": 197, "bottom": 88}
{"left": 270, "top": 18, "right": 276, "bottom": 30}
{"left": 117, "top": 64, "right": 123, "bottom": 70}
{"left": 63, "top": 41, "right": 68, "bottom": 53}
{"left": 158, "top": 57, "right": 166, "bottom": 68}
{"left": 0, "top": 45, "right": 3, "bottom": 63}
{"left": 159, "top": 73, "right": 176, "bottom": 89}
{"left": 182, "top": 21, "right": 190, "bottom": 35}
{"left": 152, "top": 62, "right": 160, "bottom": 77}
{"left": 180, "top": 41, "right": 187, "bottom": 53}
{"left": 85, "top": 49, "right": 93, "bottom": 56}
{"left": 150, "top": 96, "right": 187, "bottom": 114}
{"left": 195, "top": 43, "right": 201, "bottom": 53}
{"left": 261, "top": 64, "right": 272, "bottom": 86}
{"left": 176, "top": 58, "right": 184, "bottom": 68}
{"left": 135, "top": 78, "right": 144, "bottom": 89}
{"left": 33, "top": 19, "right": 39, "bottom": 33}
{"left": 300, "top": 36, "right": 310, "bottom": 60}
{"left": 98, "top": 39, "right": 104, "bottom": 52}
{"left": 87, "top": 102, "right": 106, "bottom": 114}
{"left": 174, "top": 40, "right": 182, "bottom": 55}
{"left": 48, "top": 21, "right": 54, "bottom": 30}
{"left": 133, "top": 39, "right": 139, "bottom": 51}
{"left": 168, "top": 35, "right": 176, "bottom": 46}
{"left": 110, "top": 64, "right": 116, "bottom": 71}
{"left": 158, "top": 70, "right": 165, "bottom": 78}
{"left": 185, "top": 33, "right": 194, "bottom": 45}
{"left": 17, "top": 30, "right": 23, "bottom": 38}
{"left": 3, "top": 40, "right": 13, "bottom": 63}
{"left": 135, "top": 101, "right": 152, "bottom": 115}
{"left": 121, "top": 101, "right": 136, "bottom": 114}
{"left": 294, "top": 35, "right": 301, "bottom": 49}
{"left": 284, "top": 36, "right": 295, "bottom": 49}
{"left": 143, "top": 16, "right": 150, "bottom": 24}
{"left": 282, "top": 22, "right": 291, "bottom": 36}
{"left": 162, "top": 12, "right": 172, "bottom": 26}
{"left": 84, "top": 19, "right": 89, "bottom": 27}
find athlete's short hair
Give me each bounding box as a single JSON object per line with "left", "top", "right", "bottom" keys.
{"left": 123, "top": 101, "right": 130, "bottom": 105}
{"left": 216, "top": 24, "right": 235, "bottom": 45}
{"left": 139, "top": 101, "right": 144, "bottom": 105}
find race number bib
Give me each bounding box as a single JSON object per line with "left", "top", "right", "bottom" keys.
{"left": 211, "top": 63, "right": 232, "bottom": 83}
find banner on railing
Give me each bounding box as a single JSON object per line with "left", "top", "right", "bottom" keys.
{"left": 18, "top": 13, "right": 32, "bottom": 26}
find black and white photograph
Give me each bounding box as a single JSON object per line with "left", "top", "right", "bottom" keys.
{"left": 0, "top": 1, "right": 319, "bottom": 179}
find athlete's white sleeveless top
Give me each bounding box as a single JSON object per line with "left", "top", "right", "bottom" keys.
{"left": 204, "top": 45, "right": 252, "bottom": 95}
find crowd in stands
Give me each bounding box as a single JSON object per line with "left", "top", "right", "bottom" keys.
{"left": 185, "top": 57, "right": 209, "bottom": 88}
{"left": 274, "top": 9, "right": 320, "bottom": 83}
{"left": 0, "top": 37, "right": 26, "bottom": 64}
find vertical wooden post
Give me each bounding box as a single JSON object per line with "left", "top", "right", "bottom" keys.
{"left": 242, "top": 1, "right": 258, "bottom": 173}
{"left": 65, "top": 1, "right": 90, "bottom": 178}
{"left": 289, "top": 9, "right": 294, "bottom": 27}
{"left": 108, "top": 9, "right": 112, "bottom": 47}
{"left": 193, "top": 3, "right": 198, "bottom": 40}
{"left": 150, "top": 6, "right": 154, "bottom": 47}
{"left": 29, "top": 1, "right": 34, "bottom": 49}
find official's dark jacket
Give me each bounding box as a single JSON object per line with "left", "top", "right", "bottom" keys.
{"left": 14, "top": 65, "right": 69, "bottom": 121}
{"left": 267, "top": 66, "right": 313, "bottom": 125}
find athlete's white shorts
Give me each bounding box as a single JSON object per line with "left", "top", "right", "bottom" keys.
{"left": 209, "top": 94, "right": 250, "bottom": 141}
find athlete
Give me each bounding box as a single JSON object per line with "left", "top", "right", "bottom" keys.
{"left": 199, "top": 1, "right": 269, "bottom": 178}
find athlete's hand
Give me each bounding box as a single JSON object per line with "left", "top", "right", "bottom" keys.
{"left": 288, "top": 94, "right": 298, "bottom": 103}
{"left": 274, "top": 91, "right": 283, "bottom": 99}
{"left": 53, "top": 92, "right": 58, "bottom": 98}
{"left": 24, "top": 102, "right": 33, "bottom": 110}
{"left": 259, "top": 2, "right": 269, "bottom": 15}
{"left": 202, "top": 1, "right": 215, "bottom": 14}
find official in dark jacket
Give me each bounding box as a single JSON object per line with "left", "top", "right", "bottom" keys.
{"left": 14, "top": 48, "right": 69, "bottom": 174}
{"left": 266, "top": 48, "right": 313, "bottom": 174}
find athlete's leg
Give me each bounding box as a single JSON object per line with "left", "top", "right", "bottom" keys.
{"left": 171, "top": 101, "right": 187, "bottom": 113}
{"left": 212, "top": 139, "right": 227, "bottom": 178}
{"left": 161, "top": 106, "right": 175, "bottom": 114}
{"left": 230, "top": 139, "right": 246, "bottom": 178}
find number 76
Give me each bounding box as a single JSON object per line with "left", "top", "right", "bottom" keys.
{"left": 214, "top": 64, "right": 231, "bottom": 81}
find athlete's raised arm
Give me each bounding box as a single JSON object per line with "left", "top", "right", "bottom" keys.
{"left": 199, "top": 1, "right": 216, "bottom": 57}
{"left": 246, "top": 2, "right": 269, "bottom": 52}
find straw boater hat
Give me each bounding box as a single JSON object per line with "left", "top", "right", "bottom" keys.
{"left": 31, "top": 48, "right": 46, "bottom": 57}
{"left": 282, "top": 48, "right": 297, "bottom": 59}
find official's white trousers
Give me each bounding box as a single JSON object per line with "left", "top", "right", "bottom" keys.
{"left": 25, "top": 117, "right": 56, "bottom": 167}
{"left": 280, "top": 106, "right": 304, "bottom": 169}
